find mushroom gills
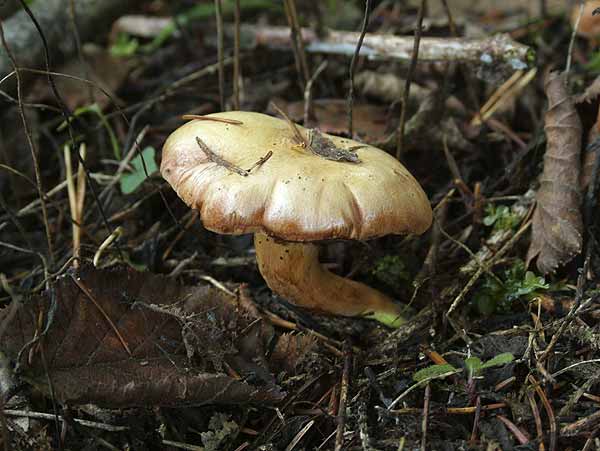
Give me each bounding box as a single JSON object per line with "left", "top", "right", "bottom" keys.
{"left": 254, "top": 232, "right": 407, "bottom": 327}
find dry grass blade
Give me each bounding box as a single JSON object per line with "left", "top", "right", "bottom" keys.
{"left": 527, "top": 72, "right": 583, "bottom": 274}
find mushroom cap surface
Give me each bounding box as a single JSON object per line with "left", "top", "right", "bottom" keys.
{"left": 161, "top": 111, "right": 432, "bottom": 241}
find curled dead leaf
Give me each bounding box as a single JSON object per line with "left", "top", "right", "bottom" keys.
{"left": 527, "top": 72, "right": 583, "bottom": 274}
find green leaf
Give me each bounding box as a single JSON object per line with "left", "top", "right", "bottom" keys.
{"left": 120, "top": 147, "right": 158, "bottom": 194}
{"left": 110, "top": 33, "right": 139, "bottom": 57}
{"left": 480, "top": 352, "right": 514, "bottom": 370}
{"left": 464, "top": 356, "right": 483, "bottom": 377}
{"left": 413, "top": 364, "right": 458, "bottom": 382}
{"left": 483, "top": 204, "right": 520, "bottom": 231}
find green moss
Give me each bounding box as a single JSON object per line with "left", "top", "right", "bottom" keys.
{"left": 371, "top": 255, "right": 410, "bottom": 288}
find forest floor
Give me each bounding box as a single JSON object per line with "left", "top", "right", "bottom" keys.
{"left": 1, "top": 1, "right": 600, "bottom": 450}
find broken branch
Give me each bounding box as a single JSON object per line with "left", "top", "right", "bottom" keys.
{"left": 241, "top": 25, "right": 534, "bottom": 73}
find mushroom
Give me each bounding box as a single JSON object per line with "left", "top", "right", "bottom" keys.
{"left": 161, "top": 111, "right": 432, "bottom": 326}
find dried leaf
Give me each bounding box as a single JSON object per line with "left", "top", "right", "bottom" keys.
{"left": 527, "top": 72, "right": 583, "bottom": 274}
{"left": 0, "top": 265, "right": 285, "bottom": 407}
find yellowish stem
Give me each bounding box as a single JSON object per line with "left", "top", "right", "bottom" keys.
{"left": 254, "top": 233, "right": 406, "bottom": 326}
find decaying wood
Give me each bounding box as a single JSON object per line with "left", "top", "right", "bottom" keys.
{"left": 527, "top": 72, "right": 583, "bottom": 274}
{"left": 240, "top": 25, "right": 534, "bottom": 74}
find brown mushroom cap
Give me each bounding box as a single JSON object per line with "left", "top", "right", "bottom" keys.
{"left": 161, "top": 111, "right": 432, "bottom": 242}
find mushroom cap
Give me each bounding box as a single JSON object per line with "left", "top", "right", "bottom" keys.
{"left": 572, "top": 1, "right": 600, "bottom": 38}
{"left": 161, "top": 111, "right": 432, "bottom": 241}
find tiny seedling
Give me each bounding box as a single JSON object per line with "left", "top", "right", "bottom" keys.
{"left": 413, "top": 352, "right": 514, "bottom": 383}
{"left": 483, "top": 204, "right": 521, "bottom": 231}
{"left": 110, "top": 32, "right": 139, "bottom": 57}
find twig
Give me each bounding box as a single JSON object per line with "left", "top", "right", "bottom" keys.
{"left": 566, "top": 1, "right": 585, "bottom": 74}
{"left": 196, "top": 136, "right": 248, "bottom": 176}
{"left": 358, "top": 401, "right": 373, "bottom": 450}
{"left": 68, "top": 0, "right": 94, "bottom": 104}
{"left": 469, "top": 396, "right": 482, "bottom": 443}
{"left": 162, "top": 211, "right": 198, "bottom": 261}
{"left": 421, "top": 383, "right": 431, "bottom": 451}
{"left": 396, "top": 0, "right": 425, "bottom": 159}
{"left": 285, "top": 420, "right": 315, "bottom": 451}
{"left": 195, "top": 136, "right": 271, "bottom": 177}
{"left": 233, "top": 0, "right": 241, "bottom": 110}
{"left": 93, "top": 226, "right": 123, "bottom": 267}
{"left": 271, "top": 102, "right": 361, "bottom": 163}
{"left": 65, "top": 143, "right": 87, "bottom": 267}
{"left": 388, "top": 402, "right": 506, "bottom": 415}
{"left": 242, "top": 25, "right": 533, "bottom": 68}
{"left": 161, "top": 440, "right": 204, "bottom": 451}
{"left": 100, "top": 125, "right": 149, "bottom": 199}
{"left": 347, "top": 0, "right": 371, "bottom": 137}
{"left": 496, "top": 415, "right": 530, "bottom": 445}
{"left": 527, "top": 390, "right": 545, "bottom": 451}
{"left": 245, "top": 151, "right": 273, "bottom": 173}
{"left": 0, "top": 19, "right": 54, "bottom": 263}
{"left": 0, "top": 397, "right": 7, "bottom": 451}
{"left": 304, "top": 60, "right": 327, "bottom": 126}
{"left": 334, "top": 341, "right": 352, "bottom": 451}
{"left": 582, "top": 430, "right": 600, "bottom": 451}
{"left": 529, "top": 375, "right": 556, "bottom": 451}
{"left": 182, "top": 115, "right": 243, "bottom": 124}
{"left": 561, "top": 410, "right": 600, "bottom": 437}
{"left": 3, "top": 409, "right": 128, "bottom": 432}
{"left": 283, "top": 0, "right": 310, "bottom": 88}
{"left": 215, "top": 0, "right": 225, "bottom": 110}
{"left": 551, "top": 358, "right": 600, "bottom": 379}
{"left": 270, "top": 102, "right": 306, "bottom": 144}
{"left": 70, "top": 274, "right": 132, "bottom": 356}
{"left": 472, "top": 68, "right": 537, "bottom": 126}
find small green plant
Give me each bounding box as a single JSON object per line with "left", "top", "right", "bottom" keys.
{"left": 473, "top": 260, "right": 549, "bottom": 315}
{"left": 413, "top": 352, "right": 514, "bottom": 383}
{"left": 110, "top": 33, "right": 139, "bottom": 57}
{"left": 120, "top": 146, "right": 158, "bottom": 194}
{"left": 483, "top": 204, "right": 521, "bottom": 231}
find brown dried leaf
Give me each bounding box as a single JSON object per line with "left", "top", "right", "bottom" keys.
{"left": 527, "top": 72, "right": 583, "bottom": 274}
{"left": 0, "top": 265, "right": 285, "bottom": 407}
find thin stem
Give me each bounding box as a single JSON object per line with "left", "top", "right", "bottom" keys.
{"left": 233, "top": 0, "right": 241, "bottom": 110}
{"left": 347, "top": 0, "right": 371, "bottom": 137}
{"left": 215, "top": 0, "right": 225, "bottom": 110}
{"left": 0, "top": 20, "right": 54, "bottom": 263}
{"left": 396, "top": 0, "right": 426, "bottom": 159}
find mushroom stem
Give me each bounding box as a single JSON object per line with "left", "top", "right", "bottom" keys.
{"left": 254, "top": 233, "right": 406, "bottom": 326}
